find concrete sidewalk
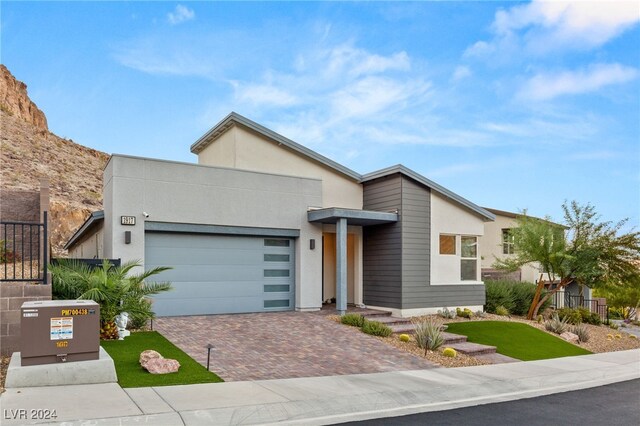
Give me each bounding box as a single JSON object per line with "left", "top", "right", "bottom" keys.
{"left": 1, "top": 350, "right": 638, "bottom": 425}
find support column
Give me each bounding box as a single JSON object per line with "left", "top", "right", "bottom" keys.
{"left": 336, "top": 218, "right": 347, "bottom": 315}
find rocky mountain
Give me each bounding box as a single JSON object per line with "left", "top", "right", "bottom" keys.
{"left": 0, "top": 65, "right": 109, "bottom": 255}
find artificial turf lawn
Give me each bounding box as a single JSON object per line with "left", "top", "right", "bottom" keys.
{"left": 444, "top": 321, "right": 592, "bottom": 361}
{"left": 101, "top": 331, "right": 223, "bottom": 387}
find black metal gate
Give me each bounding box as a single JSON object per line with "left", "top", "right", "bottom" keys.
{"left": 0, "top": 211, "right": 48, "bottom": 283}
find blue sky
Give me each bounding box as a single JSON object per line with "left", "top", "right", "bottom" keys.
{"left": 2, "top": 1, "right": 639, "bottom": 228}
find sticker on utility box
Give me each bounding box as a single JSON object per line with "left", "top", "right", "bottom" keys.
{"left": 50, "top": 317, "right": 73, "bottom": 340}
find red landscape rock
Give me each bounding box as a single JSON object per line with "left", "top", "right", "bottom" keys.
{"left": 144, "top": 358, "right": 181, "bottom": 374}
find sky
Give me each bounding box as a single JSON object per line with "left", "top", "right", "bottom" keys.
{"left": 2, "top": 1, "right": 639, "bottom": 228}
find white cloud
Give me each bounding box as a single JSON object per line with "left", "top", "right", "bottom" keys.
{"left": 467, "top": 0, "right": 640, "bottom": 57}
{"left": 232, "top": 83, "right": 299, "bottom": 107}
{"left": 167, "top": 4, "right": 195, "bottom": 25}
{"left": 452, "top": 66, "right": 471, "bottom": 81}
{"left": 519, "top": 63, "right": 638, "bottom": 100}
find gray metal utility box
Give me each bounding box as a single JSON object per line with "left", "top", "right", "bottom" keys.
{"left": 20, "top": 300, "right": 100, "bottom": 366}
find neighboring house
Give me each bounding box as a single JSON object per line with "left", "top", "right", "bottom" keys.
{"left": 65, "top": 112, "right": 495, "bottom": 318}
{"left": 64, "top": 210, "right": 104, "bottom": 259}
{"left": 478, "top": 207, "right": 591, "bottom": 301}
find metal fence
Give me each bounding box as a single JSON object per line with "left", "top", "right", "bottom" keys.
{"left": 0, "top": 211, "right": 48, "bottom": 284}
{"left": 550, "top": 290, "right": 609, "bottom": 322}
{"left": 50, "top": 258, "right": 121, "bottom": 269}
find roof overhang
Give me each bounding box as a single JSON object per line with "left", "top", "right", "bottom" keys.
{"left": 308, "top": 208, "right": 398, "bottom": 226}
{"left": 362, "top": 165, "right": 496, "bottom": 222}
{"left": 190, "top": 112, "right": 362, "bottom": 182}
{"left": 64, "top": 210, "right": 104, "bottom": 250}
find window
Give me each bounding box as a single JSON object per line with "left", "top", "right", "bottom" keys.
{"left": 264, "top": 254, "right": 290, "bottom": 262}
{"left": 502, "top": 229, "right": 514, "bottom": 254}
{"left": 439, "top": 235, "right": 456, "bottom": 255}
{"left": 264, "top": 239, "right": 289, "bottom": 247}
{"left": 461, "top": 236, "right": 477, "bottom": 281}
{"left": 264, "top": 269, "right": 290, "bottom": 277}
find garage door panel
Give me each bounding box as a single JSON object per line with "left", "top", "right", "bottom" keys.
{"left": 146, "top": 247, "right": 265, "bottom": 266}
{"left": 144, "top": 265, "right": 266, "bottom": 282}
{"left": 146, "top": 234, "right": 266, "bottom": 250}
{"left": 145, "top": 232, "right": 294, "bottom": 316}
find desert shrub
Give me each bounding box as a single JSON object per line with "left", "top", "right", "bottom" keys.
{"left": 495, "top": 305, "right": 510, "bottom": 316}
{"left": 414, "top": 317, "right": 444, "bottom": 351}
{"left": 0, "top": 240, "right": 20, "bottom": 263}
{"left": 456, "top": 308, "right": 473, "bottom": 319}
{"left": 438, "top": 307, "right": 456, "bottom": 319}
{"left": 361, "top": 320, "right": 392, "bottom": 337}
{"left": 341, "top": 313, "right": 365, "bottom": 327}
{"left": 557, "top": 307, "right": 601, "bottom": 325}
{"left": 545, "top": 313, "right": 570, "bottom": 334}
{"left": 485, "top": 280, "right": 551, "bottom": 316}
{"left": 571, "top": 323, "right": 590, "bottom": 343}
{"left": 557, "top": 307, "right": 583, "bottom": 324}
{"left": 536, "top": 314, "right": 544, "bottom": 323}
{"left": 475, "top": 310, "right": 487, "bottom": 318}
{"left": 609, "top": 322, "right": 619, "bottom": 330}
{"left": 485, "top": 280, "right": 514, "bottom": 314}
{"left": 442, "top": 347, "right": 457, "bottom": 358}
{"left": 630, "top": 335, "right": 637, "bottom": 339}
{"left": 399, "top": 334, "right": 411, "bottom": 342}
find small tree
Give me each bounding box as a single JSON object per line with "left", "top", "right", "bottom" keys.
{"left": 495, "top": 201, "right": 640, "bottom": 319}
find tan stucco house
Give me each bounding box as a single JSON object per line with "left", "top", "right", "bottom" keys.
{"left": 65, "top": 112, "right": 495, "bottom": 317}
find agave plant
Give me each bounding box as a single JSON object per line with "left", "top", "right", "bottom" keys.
{"left": 414, "top": 316, "right": 445, "bottom": 353}
{"left": 51, "top": 259, "right": 172, "bottom": 338}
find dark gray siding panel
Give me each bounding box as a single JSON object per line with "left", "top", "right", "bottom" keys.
{"left": 363, "top": 174, "right": 402, "bottom": 308}
{"left": 401, "top": 285, "right": 485, "bottom": 309}
{"left": 400, "top": 177, "right": 431, "bottom": 308}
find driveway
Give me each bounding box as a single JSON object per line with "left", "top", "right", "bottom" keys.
{"left": 154, "top": 311, "right": 436, "bottom": 381}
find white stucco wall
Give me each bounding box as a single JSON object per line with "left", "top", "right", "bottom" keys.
{"left": 67, "top": 225, "right": 103, "bottom": 259}
{"left": 430, "top": 192, "right": 485, "bottom": 286}
{"left": 197, "top": 125, "right": 363, "bottom": 209}
{"left": 479, "top": 213, "right": 544, "bottom": 283}
{"left": 103, "top": 155, "right": 324, "bottom": 310}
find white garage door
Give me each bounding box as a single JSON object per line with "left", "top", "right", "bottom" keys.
{"left": 145, "top": 232, "right": 295, "bottom": 316}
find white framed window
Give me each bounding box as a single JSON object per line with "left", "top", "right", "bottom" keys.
{"left": 461, "top": 236, "right": 478, "bottom": 281}
{"left": 502, "top": 228, "right": 514, "bottom": 254}
{"left": 439, "top": 234, "right": 456, "bottom": 255}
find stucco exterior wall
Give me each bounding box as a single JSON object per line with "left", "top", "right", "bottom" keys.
{"left": 430, "top": 192, "right": 485, "bottom": 286}
{"left": 67, "top": 225, "right": 103, "bottom": 259}
{"left": 197, "top": 125, "right": 363, "bottom": 209}
{"left": 103, "top": 155, "right": 324, "bottom": 310}
{"left": 479, "top": 213, "right": 542, "bottom": 283}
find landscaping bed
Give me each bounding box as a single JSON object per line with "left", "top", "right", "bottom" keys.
{"left": 445, "top": 321, "right": 592, "bottom": 360}
{"left": 0, "top": 355, "right": 10, "bottom": 393}
{"left": 101, "top": 331, "right": 223, "bottom": 388}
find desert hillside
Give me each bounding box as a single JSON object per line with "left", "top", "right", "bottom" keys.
{"left": 0, "top": 64, "right": 109, "bottom": 255}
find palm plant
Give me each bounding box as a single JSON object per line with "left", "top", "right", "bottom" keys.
{"left": 50, "top": 259, "right": 172, "bottom": 339}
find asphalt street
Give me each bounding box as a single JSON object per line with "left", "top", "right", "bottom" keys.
{"left": 345, "top": 379, "right": 640, "bottom": 426}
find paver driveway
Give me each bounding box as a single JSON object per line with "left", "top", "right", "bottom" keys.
{"left": 154, "top": 311, "right": 436, "bottom": 381}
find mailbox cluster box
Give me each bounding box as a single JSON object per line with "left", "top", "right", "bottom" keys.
{"left": 20, "top": 300, "right": 100, "bottom": 366}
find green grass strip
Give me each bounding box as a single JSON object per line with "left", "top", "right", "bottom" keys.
{"left": 101, "top": 331, "right": 223, "bottom": 388}
{"left": 445, "top": 321, "right": 592, "bottom": 361}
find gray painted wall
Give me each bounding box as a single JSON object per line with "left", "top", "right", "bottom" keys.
{"left": 400, "top": 177, "right": 432, "bottom": 309}
{"left": 363, "top": 174, "right": 486, "bottom": 310}
{"left": 362, "top": 174, "right": 402, "bottom": 308}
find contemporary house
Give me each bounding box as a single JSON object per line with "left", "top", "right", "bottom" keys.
{"left": 65, "top": 112, "right": 495, "bottom": 317}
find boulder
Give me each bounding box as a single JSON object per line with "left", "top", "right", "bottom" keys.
{"left": 139, "top": 350, "right": 162, "bottom": 368}
{"left": 145, "top": 358, "right": 181, "bottom": 374}
{"left": 560, "top": 332, "right": 579, "bottom": 344}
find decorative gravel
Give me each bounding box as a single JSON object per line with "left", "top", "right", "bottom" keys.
{"left": 329, "top": 311, "right": 640, "bottom": 368}
{"left": 0, "top": 355, "right": 10, "bottom": 393}
{"left": 419, "top": 313, "right": 640, "bottom": 353}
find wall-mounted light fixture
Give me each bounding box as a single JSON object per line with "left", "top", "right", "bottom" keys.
{"left": 125, "top": 231, "right": 131, "bottom": 244}
{"left": 310, "top": 239, "right": 316, "bottom": 250}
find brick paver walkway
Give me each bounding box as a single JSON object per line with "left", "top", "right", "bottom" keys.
{"left": 154, "top": 311, "right": 436, "bottom": 381}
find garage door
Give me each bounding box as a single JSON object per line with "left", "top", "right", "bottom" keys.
{"left": 145, "top": 233, "right": 295, "bottom": 316}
